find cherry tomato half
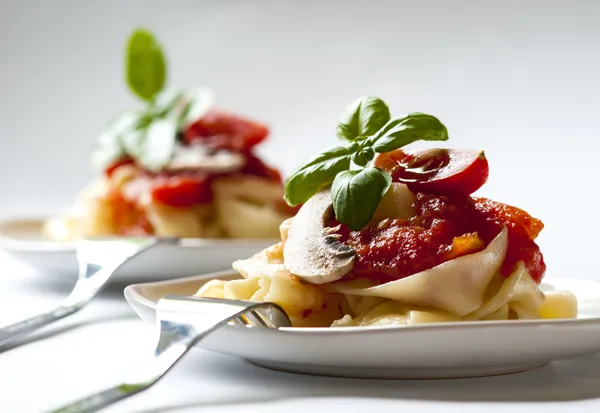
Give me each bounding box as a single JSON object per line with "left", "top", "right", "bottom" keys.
{"left": 183, "top": 109, "right": 269, "bottom": 153}
{"left": 151, "top": 175, "right": 213, "bottom": 208}
{"left": 374, "top": 148, "right": 489, "bottom": 195}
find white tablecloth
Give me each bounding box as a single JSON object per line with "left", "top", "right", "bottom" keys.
{"left": 1, "top": 251, "right": 599, "bottom": 413}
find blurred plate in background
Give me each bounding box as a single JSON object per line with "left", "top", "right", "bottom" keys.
{"left": 0, "top": 218, "right": 274, "bottom": 282}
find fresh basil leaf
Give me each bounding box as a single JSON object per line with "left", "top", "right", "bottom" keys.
{"left": 351, "top": 147, "right": 375, "bottom": 167}
{"left": 331, "top": 167, "right": 392, "bottom": 230}
{"left": 284, "top": 145, "right": 353, "bottom": 206}
{"left": 126, "top": 29, "right": 166, "bottom": 102}
{"left": 369, "top": 113, "right": 448, "bottom": 153}
{"left": 91, "top": 110, "right": 141, "bottom": 171}
{"left": 336, "top": 96, "right": 390, "bottom": 141}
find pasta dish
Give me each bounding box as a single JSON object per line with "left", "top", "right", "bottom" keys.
{"left": 45, "top": 108, "right": 296, "bottom": 240}
{"left": 44, "top": 29, "right": 296, "bottom": 240}
{"left": 195, "top": 96, "right": 577, "bottom": 327}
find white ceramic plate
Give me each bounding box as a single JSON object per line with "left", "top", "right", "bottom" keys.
{"left": 125, "top": 271, "right": 600, "bottom": 379}
{"left": 0, "top": 219, "right": 275, "bottom": 281}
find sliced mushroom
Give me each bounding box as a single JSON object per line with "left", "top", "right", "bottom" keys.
{"left": 283, "top": 190, "right": 355, "bottom": 284}
{"left": 166, "top": 142, "right": 245, "bottom": 173}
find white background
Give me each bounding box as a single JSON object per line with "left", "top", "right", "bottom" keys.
{"left": 1, "top": 1, "right": 600, "bottom": 412}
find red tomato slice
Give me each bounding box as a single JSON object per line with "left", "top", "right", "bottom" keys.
{"left": 151, "top": 175, "right": 213, "bottom": 208}
{"left": 183, "top": 109, "right": 269, "bottom": 152}
{"left": 374, "top": 148, "right": 489, "bottom": 195}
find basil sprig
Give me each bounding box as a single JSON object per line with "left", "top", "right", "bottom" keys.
{"left": 91, "top": 28, "right": 212, "bottom": 172}
{"left": 336, "top": 96, "right": 390, "bottom": 141}
{"left": 284, "top": 96, "right": 448, "bottom": 230}
{"left": 126, "top": 29, "right": 166, "bottom": 102}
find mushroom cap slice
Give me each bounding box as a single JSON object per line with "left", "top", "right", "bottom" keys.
{"left": 283, "top": 190, "right": 355, "bottom": 284}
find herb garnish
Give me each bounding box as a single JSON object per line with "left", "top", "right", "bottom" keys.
{"left": 91, "top": 28, "right": 212, "bottom": 172}
{"left": 284, "top": 96, "right": 448, "bottom": 230}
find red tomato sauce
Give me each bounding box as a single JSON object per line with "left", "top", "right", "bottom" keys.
{"left": 334, "top": 193, "right": 545, "bottom": 284}
{"left": 106, "top": 190, "right": 154, "bottom": 236}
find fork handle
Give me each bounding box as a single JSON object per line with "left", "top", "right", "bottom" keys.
{"left": 48, "top": 385, "right": 137, "bottom": 413}
{"left": 0, "top": 306, "right": 76, "bottom": 348}
{"left": 48, "top": 320, "right": 200, "bottom": 413}
{"left": 48, "top": 298, "right": 290, "bottom": 413}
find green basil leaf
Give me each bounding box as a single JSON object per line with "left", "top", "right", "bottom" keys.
{"left": 284, "top": 145, "right": 353, "bottom": 206}
{"left": 336, "top": 96, "right": 390, "bottom": 141}
{"left": 351, "top": 147, "right": 375, "bottom": 167}
{"left": 369, "top": 113, "right": 448, "bottom": 153}
{"left": 331, "top": 167, "right": 392, "bottom": 230}
{"left": 126, "top": 29, "right": 167, "bottom": 102}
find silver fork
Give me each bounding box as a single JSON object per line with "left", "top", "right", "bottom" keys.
{"left": 0, "top": 237, "right": 167, "bottom": 349}
{"left": 49, "top": 296, "right": 292, "bottom": 413}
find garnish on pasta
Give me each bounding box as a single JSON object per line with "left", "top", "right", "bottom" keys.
{"left": 45, "top": 29, "right": 297, "bottom": 240}
{"left": 196, "top": 96, "right": 577, "bottom": 327}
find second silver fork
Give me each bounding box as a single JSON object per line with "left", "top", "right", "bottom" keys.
{"left": 0, "top": 237, "right": 170, "bottom": 349}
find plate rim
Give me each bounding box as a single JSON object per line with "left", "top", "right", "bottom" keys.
{"left": 0, "top": 217, "right": 280, "bottom": 252}
{"left": 124, "top": 270, "right": 600, "bottom": 334}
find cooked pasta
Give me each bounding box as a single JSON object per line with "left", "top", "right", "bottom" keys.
{"left": 45, "top": 104, "right": 295, "bottom": 240}
{"left": 195, "top": 181, "right": 578, "bottom": 328}
{"left": 198, "top": 108, "right": 578, "bottom": 328}
{"left": 44, "top": 172, "right": 290, "bottom": 241}
{"left": 195, "top": 239, "right": 577, "bottom": 327}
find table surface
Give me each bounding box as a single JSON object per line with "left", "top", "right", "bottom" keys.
{"left": 1, "top": 251, "right": 600, "bottom": 413}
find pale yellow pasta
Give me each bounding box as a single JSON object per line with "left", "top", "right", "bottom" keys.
{"left": 44, "top": 171, "right": 289, "bottom": 240}
{"left": 196, "top": 280, "right": 227, "bottom": 299}
{"left": 231, "top": 247, "right": 329, "bottom": 320}
{"left": 538, "top": 290, "right": 578, "bottom": 319}
{"left": 43, "top": 179, "right": 117, "bottom": 241}
{"left": 329, "top": 262, "right": 545, "bottom": 327}
{"left": 212, "top": 176, "right": 290, "bottom": 239}
{"left": 463, "top": 262, "right": 544, "bottom": 321}
{"left": 333, "top": 301, "right": 408, "bottom": 327}
{"left": 196, "top": 246, "right": 578, "bottom": 328}
{"left": 144, "top": 202, "right": 220, "bottom": 238}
